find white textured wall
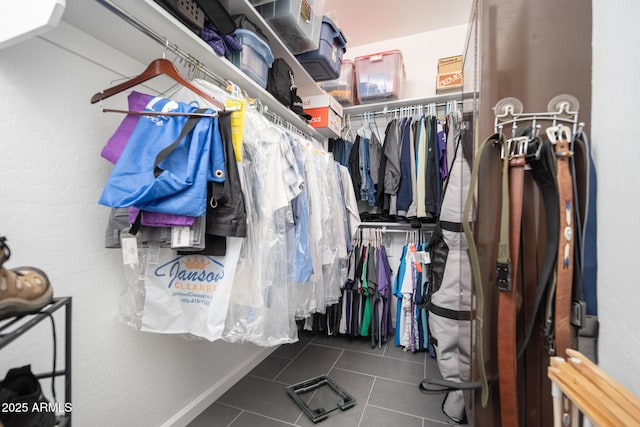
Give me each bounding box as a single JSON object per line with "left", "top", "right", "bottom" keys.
{"left": 0, "top": 23, "right": 270, "bottom": 427}
{"left": 592, "top": 0, "right": 640, "bottom": 396}
{"left": 345, "top": 24, "right": 468, "bottom": 100}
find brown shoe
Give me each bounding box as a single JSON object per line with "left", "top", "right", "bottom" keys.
{"left": 0, "top": 237, "right": 53, "bottom": 320}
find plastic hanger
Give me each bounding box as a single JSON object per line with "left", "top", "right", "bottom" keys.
{"left": 369, "top": 112, "right": 381, "bottom": 142}
{"left": 90, "top": 58, "right": 225, "bottom": 112}
{"left": 342, "top": 114, "right": 353, "bottom": 141}
{"left": 357, "top": 113, "right": 372, "bottom": 138}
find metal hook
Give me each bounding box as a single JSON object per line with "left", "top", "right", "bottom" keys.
{"left": 534, "top": 124, "right": 542, "bottom": 138}
{"left": 162, "top": 38, "right": 169, "bottom": 59}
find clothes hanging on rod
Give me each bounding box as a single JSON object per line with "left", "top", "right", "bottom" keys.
{"left": 305, "top": 226, "right": 436, "bottom": 354}
{"left": 305, "top": 227, "right": 393, "bottom": 348}
{"left": 393, "top": 232, "right": 433, "bottom": 354}
{"left": 95, "top": 63, "right": 359, "bottom": 344}
{"left": 100, "top": 80, "right": 247, "bottom": 240}
{"left": 221, "top": 109, "right": 357, "bottom": 346}
{"left": 330, "top": 102, "right": 462, "bottom": 225}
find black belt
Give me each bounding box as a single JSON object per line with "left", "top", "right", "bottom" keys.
{"left": 517, "top": 135, "right": 560, "bottom": 359}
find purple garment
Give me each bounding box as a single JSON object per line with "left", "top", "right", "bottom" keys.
{"left": 200, "top": 22, "right": 242, "bottom": 57}
{"left": 100, "top": 91, "right": 196, "bottom": 227}
{"left": 437, "top": 126, "right": 448, "bottom": 180}
{"left": 410, "top": 261, "right": 416, "bottom": 353}
{"left": 128, "top": 207, "right": 195, "bottom": 227}
{"left": 378, "top": 245, "right": 393, "bottom": 340}
{"left": 100, "top": 91, "right": 154, "bottom": 164}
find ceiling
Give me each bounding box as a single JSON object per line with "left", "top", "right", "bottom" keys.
{"left": 323, "top": 0, "right": 474, "bottom": 47}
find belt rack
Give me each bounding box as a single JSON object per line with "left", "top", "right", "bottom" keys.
{"left": 493, "top": 94, "right": 583, "bottom": 140}
{"left": 491, "top": 93, "right": 584, "bottom": 427}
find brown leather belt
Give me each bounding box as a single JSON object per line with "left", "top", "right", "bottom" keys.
{"left": 522, "top": 172, "right": 542, "bottom": 427}
{"left": 551, "top": 128, "right": 575, "bottom": 358}
{"left": 497, "top": 137, "right": 526, "bottom": 427}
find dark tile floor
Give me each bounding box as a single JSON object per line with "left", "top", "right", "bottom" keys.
{"left": 189, "top": 332, "right": 464, "bottom": 427}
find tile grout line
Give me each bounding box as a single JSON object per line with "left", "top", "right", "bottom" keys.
{"left": 226, "top": 409, "right": 244, "bottom": 427}
{"left": 273, "top": 339, "right": 315, "bottom": 382}
{"left": 382, "top": 338, "right": 390, "bottom": 357}
{"left": 246, "top": 373, "right": 292, "bottom": 386}
{"left": 293, "top": 402, "right": 306, "bottom": 426}
{"left": 424, "top": 351, "right": 427, "bottom": 379}
{"left": 217, "top": 403, "right": 299, "bottom": 427}
{"left": 332, "top": 367, "right": 421, "bottom": 387}
{"left": 327, "top": 348, "right": 345, "bottom": 374}
{"left": 309, "top": 341, "right": 383, "bottom": 355}
{"left": 240, "top": 409, "right": 300, "bottom": 427}
{"left": 367, "top": 403, "right": 427, "bottom": 422}
{"left": 356, "top": 377, "right": 376, "bottom": 427}
{"left": 310, "top": 342, "right": 425, "bottom": 366}
{"left": 270, "top": 354, "right": 295, "bottom": 361}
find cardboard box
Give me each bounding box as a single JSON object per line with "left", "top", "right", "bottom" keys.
{"left": 437, "top": 55, "right": 463, "bottom": 91}
{"left": 437, "top": 71, "right": 463, "bottom": 90}
{"left": 302, "top": 94, "right": 343, "bottom": 138}
{"left": 438, "top": 55, "right": 463, "bottom": 73}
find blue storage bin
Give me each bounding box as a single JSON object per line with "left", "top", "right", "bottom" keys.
{"left": 296, "top": 16, "right": 347, "bottom": 82}
{"left": 229, "top": 29, "right": 275, "bottom": 88}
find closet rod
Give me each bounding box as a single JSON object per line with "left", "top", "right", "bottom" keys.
{"left": 95, "top": 0, "right": 228, "bottom": 89}
{"left": 344, "top": 92, "right": 476, "bottom": 116}
{"left": 350, "top": 99, "right": 472, "bottom": 119}
{"left": 95, "top": 0, "right": 320, "bottom": 142}
{"left": 360, "top": 223, "right": 435, "bottom": 232}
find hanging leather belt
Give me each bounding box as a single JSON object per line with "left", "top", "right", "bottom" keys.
{"left": 550, "top": 127, "right": 575, "bottom": 358}
{"left": 521, "top": 171, "right": 543, "bottom": 427}
{"left": 462, "top": 134, "right": 502, "bottom": 407}
{"left": 497, "top": 137, "right": 526, "bottom": 427}
{"left": 520, "top": 136, "right": 559, "bottom": 358}
{"left": 520, "top": 134, "right": 560, "bottom": 427}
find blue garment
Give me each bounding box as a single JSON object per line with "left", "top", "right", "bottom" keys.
{"left": 288, "top": 138, "right": 313, "bottom": 283}
{"left": 99, "top": 97, "right": 224, "bottom": 217}
{"left": 393, "top": 244, "right": 408, "bottom": 347}
{"left": 358, "top": 136, "right": 376, "bottom": 206}
{"left": 579, "top": 132, "right": 598, "bottom": 315}
{"left": 332, "top": 138, "right": 353, "bottom": 169}
{"left": 397, "top": 119, "right": 413, "bottom": 215}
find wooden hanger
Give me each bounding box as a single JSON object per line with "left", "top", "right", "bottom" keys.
{"left": 90, "top": 58, "right": 225, "bottom": 111}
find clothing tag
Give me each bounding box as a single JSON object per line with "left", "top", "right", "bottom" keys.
{"left": 171, "top": 226, "right": 192, "bottom": 248}
{"left": 121, "top": 236, "right": 139, "bottom": 265}
{"left": 411, "top": 251, "right": 431, "bottom": 264}
{"left": 146, "top": 243, "right": 160, "bottom": 265}
{"left": 408, "top": 245, "right": 423, "bottom": 273}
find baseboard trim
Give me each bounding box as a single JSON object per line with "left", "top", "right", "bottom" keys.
{"left": 161, "top": 345, "right": 276, "bottom": 427}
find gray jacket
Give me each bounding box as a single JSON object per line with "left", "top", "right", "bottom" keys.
{"left": 383, "top": 119, "right": 401, "bottom": 195}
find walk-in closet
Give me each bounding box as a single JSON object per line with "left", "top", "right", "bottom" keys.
{"left": 1, "top": 0, "right": 638, "bottom": 426}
